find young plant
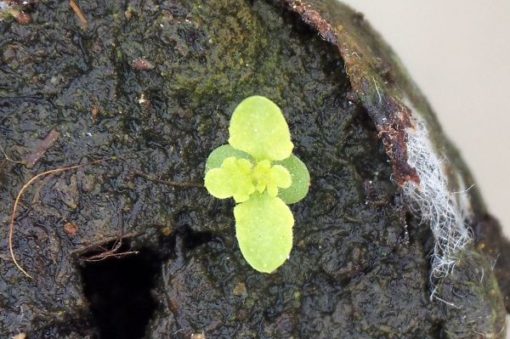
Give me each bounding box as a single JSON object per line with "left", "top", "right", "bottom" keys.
{"left": 204, "top": 96, "right": 310, "bottom": 273}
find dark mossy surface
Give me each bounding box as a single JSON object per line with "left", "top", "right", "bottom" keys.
{"left": 0, "top": 0, "right": 505, "bottom": 338}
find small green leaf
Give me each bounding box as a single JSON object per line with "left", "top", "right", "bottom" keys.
{"left": 204, "top": 157, "right": 255, "bottom": 203}
{"left": 275, "top": 155, "right": 310, "bottom": 204}
{"left": 234, "top": 193, "right": 294, "bottom": 273}
{"left": 252, "top": 161, "right": 291, "bottom": 197}
{"left": 205, "top": 144, "right": 252, "bottom": 173}
{"left": 252, "top": 160, "right": 272, "bottom": 193}
{"left": 271, "top": 165, "right": 292, "bottom": 189}
{"left": 228, "top": 96, "right": 293, "bottom": 161}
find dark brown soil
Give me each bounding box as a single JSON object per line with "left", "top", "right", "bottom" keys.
{"left": 0, "top": 0, "right": 507, "bottom": 338}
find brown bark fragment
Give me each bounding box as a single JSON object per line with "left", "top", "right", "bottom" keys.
{"left": 132, "top": 58, "right": 155, "bottom": 71}
{"left": 23, "top": 129, "right": 60, "bottom": 168}
{"left": 283, "top": 0, "right": 418, "bottom": 187}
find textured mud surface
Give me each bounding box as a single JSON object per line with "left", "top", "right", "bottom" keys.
{"left": 0, "top": 0, "right": 507, "bottom": 338}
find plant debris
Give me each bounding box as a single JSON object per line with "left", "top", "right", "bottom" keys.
{"left": 69, "top": 0, "right": 88, "bottom": 30}
{"left": 23, "top": 129, "right": 60, "bottom": 169}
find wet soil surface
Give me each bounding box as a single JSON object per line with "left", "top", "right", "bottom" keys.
{"left": 0, "top": 0, "right": 505, "bottom": 338}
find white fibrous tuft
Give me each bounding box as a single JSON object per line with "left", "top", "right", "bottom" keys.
{"left": 402, "top": 115, "right": 472, "bottom": 283}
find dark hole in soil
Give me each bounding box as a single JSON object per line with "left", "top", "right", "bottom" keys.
{"left": 181, "top": 227, "right": 213, "bottom": 250}
{"left": 80, "top": 246, "right": 160, "bottom": 339}
{"left": 157, "top": 225, "right": 214, "bottom": 260}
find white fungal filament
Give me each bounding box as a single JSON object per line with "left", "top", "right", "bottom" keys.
{"left": 402, "top": 113, "right": 472, "bottom": 284}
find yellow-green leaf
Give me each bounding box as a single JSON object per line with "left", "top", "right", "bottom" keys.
{"left": 252, "top": 161, "right": 292, "bottom": 197}
{"left": 228, "top": 96, "right": 293, "bottom": 161}
{"left": 205, "top": 144, "right": 252, "bottom": 173}
{"left": 271, "top": 165, "right": 292, "bottom": 189}
{"left": 234, "top": 194, "right": 294, "bottom": 273}
{"left": 204, "top": 157, "right": 255, "bottom": 203}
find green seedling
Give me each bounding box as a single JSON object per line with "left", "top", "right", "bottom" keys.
{"left": 204, "top": 96, "right": 310, "bottom": 273}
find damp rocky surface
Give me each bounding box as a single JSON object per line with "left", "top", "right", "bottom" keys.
{"left": 0, "top": 0, "right": 507, "bottom": 338}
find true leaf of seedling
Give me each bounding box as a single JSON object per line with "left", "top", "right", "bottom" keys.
{"left": 252, "top": 160, "right": 291, "bottom": 197}
{"left": 204, "top": 157, "right": 255, "bottom": 203}
{"left": 205, "top": 144, "right": 252, "bottom": 173}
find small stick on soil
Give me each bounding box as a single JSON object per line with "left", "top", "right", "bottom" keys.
{"left": 8, "top": 159, "right": 108, "bottom": 279}
{"left": 69, "top": 0, "right": 88, "bottom": 30}
{"left": 82, "top": 238, "right": 138, "bottom": 262}
{"left": 0, "top": 143, "right": 23, "bottom": 164}
{"left": 133, "top": 171, "right": 203, "bottom": 188}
